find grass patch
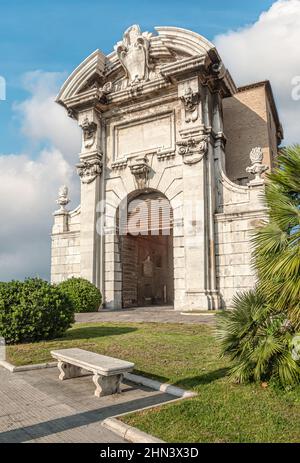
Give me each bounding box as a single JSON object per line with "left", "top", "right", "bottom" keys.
{"left": 7, "top": 322, "right": 300, "bottom": 443}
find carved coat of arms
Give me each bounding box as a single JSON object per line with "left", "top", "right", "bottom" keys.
{"left": 115, "top": 25, "right": 150, "bottom": 85}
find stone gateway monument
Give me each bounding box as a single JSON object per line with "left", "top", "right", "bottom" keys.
{"left": 51, "top": 25, "right": 283, "bottom": 312}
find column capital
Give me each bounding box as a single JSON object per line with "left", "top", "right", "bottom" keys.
{"left": 176, "top": 127, "right": 209, "bottom": 165}
{"left": 76, "top": 152, "right": 102, "bottom": 184}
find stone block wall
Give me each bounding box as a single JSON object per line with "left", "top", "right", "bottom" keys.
{"left": 51, "top": 208, "right": 81, "bottom": 283}
{"left": 215, "top": 210, "right": 267, "bottom": 308}
{"left": 51, "top": 233, "right": 81, "bottom": 283}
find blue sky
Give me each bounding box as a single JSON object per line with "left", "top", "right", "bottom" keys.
{"left": 0, "top": 0, "right": 275, "bottom": 154}
{"left": 0, "top": 0, "right": 299, "bottom": 281}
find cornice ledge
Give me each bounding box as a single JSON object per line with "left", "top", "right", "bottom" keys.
{"left": 215, "top": 209, "right": 268, "bottom": 221}
{"left": 111, "top": 158, "right": 128, "bottom": 170}
{"left": 160, "top": 55, "right": 207, "bottom": 80}
{"left": 62, "top": 88, "right": 102, "bottom": 114}
{"left": 106, "top": 76, "right": 172, "bottom": 106}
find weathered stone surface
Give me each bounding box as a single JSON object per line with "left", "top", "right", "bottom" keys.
{"left": 50, "top": 25, "right": 282, "bottom": 310}
{"left": 52, "top": 348, "right": 134, "bottom": 397}
{"left": 0, "top": 366, "right": 173, "bottom": 443}
{"left": 51, "top": 349, "right": 134, "bottom": 375}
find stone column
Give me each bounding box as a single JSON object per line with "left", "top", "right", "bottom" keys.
{"left": 51, "top": 186, "right": 71, "bottom": 283}
{"left": 177, "top": 78, "right": 221, "bottom": 311}
{"left": 76, "top": 109, "right": 103, "bottom": 288}
{"left": 212, "top": 90, "right": 226, "bottom": 170}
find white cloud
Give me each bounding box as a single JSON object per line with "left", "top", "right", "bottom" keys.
{"left": 214, "top": 0, "right": 300, "bottom": 144}
{"left": 2, "top": 2, "right": 299, "bottom": 281}
{"left": 14, "top": 71, "right": 81, "bottom": 160}
{"left": 0, "top": 72, "right": 81, "bottom": 281}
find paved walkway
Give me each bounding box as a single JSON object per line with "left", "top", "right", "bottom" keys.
{"left": 0, "top": 367, "right": 173, "bottom": 443}
{"left": 76, "top": 305, "right": 216, "bottom": 325}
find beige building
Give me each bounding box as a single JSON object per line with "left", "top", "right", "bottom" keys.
{"left": 51, "top": 25, "right": 283, "bottom": 311}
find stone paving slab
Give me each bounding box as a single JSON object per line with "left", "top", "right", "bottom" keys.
{"left": 0, "top": 367, "right": 173, "bottom": 443}
{"left": 75, "top": 306, "right": 216, "bottom": 325}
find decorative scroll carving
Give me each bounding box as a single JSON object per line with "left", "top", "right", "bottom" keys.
{"left": 115, "top": 25, "right": 151, "bottom": 86}
{"left": 102, "top": 81, "right": 112, "bottom": 94}
{"left": 80, "top": 116, "right": 97, "bottom": 149}
{"left": 177, "top": 135, "right": 208, "bottom": 165}
{"left": 56, "top": 185, "right": 70, "bottom": 212}
{"left": 98, "top": 81, "right": 112, "bottom": 103}
{"left": 129, "top": 156, "right": 150, "bottom": 189}
{"left": 76, "top": 157, "right": 102, "bottom": 184}
{"left": 246, "top": 147, "right": 268, "bottom": 184}
{"left": 67, "top": 108, "right": 76, "bottom": 119}
{"left": 180, "top": 86, "right": 200, "bottom": 123}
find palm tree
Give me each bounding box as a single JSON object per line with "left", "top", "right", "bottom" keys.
{"left": 217, "top": 146, "right": 300, "bottom": 387}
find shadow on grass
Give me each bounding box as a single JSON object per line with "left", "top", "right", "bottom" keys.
{"left": 133, "top": 367, "right": 229, "bottom": 391}
{"left": 173, "top": 368, "right": 229, "bottom": 389}
{"left": 64, "top": 325, "right": 137, "bottom": 340}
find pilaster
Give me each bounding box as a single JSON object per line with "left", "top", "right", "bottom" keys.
{"left": 76, "top": 108, "right": 104, "bottom": 288}
{"left": 177, "top": 77, "right": 221, "bottom": 311}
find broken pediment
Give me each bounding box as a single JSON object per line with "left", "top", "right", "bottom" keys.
{"left": 56, "top": 50, "right": 106, "bottom": 106}
{"left": 56, "top": 25, "right": 236, "bottom": 112}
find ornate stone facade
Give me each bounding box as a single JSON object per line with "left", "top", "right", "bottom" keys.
{"left": 51, "top": 25, "right": 283, "bottom": 311}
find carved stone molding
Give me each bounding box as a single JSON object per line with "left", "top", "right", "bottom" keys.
{"left": 111, "top": 158, "right": 128, "bottom": 170}
{"left": 177, "top": 135, "right": 208, "bottom": 165}
{"left": 80, "top": 116, "right": 97, "bottom": 150}
{"left": 97, "top": 81, "right": 112, "bottom": 104}
{"left": 115, "top": 25, "right": 151, "bottom": 86}
{"left": 180, "top": 86, "right": 200, "bottom": 123}
{"left": 246, "top": 147, "right": 268, "bottom": 185}
{"left": 157, "top": 149, "right": 176, "bottom": 161}
{"left": 129, "top": 82, "right": 144, "bottom": 97}
{"left": 67, "top": 108, "right": 76, "bottom": 119}
{"left": 129, "top": 156, "right": 150, "bottom": 189}
{"left": 76, "top": 156, "right": 102, "bottom": 184}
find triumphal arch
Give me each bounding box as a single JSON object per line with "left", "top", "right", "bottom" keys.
{"left": 51, "top": 25, "right": 283, "bottom": 311}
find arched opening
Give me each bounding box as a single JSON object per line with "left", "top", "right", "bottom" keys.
{"left": 118, "top": 190, "right": 174, "bottom": 308}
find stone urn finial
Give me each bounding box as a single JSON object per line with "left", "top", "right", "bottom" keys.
{"left": 246, "top": 147, "right": 269, "bottom": 185}
{"left": 56, "top": 185, "right": 70, "bottom": 213}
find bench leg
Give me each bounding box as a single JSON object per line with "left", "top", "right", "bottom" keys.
{"left": 57, "top": 361, "right": 82, "bottom": 381}
{"left": 93, "top": 373, "right": 124, "bottom": 397}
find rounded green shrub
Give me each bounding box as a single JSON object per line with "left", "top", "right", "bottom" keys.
{"left": 0, "top": 278, "right": 75, "bottom": 344}
{"left": 57, "top": 277, "right": 102, "bottom": 313}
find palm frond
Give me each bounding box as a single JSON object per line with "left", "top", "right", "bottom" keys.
{"left": 216, "top": 146, "right": 300, "bottom": 388}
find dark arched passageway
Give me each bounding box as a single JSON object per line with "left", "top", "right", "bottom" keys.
{"left": 118, "top": 190, "right": 174, "bottom": 308}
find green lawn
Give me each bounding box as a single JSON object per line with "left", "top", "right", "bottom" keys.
{"left": 7, "top": 322, "right": 300, "bottom": 443}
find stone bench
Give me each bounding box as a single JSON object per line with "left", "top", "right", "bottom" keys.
{"left": 51, "top": 348, "right": 134, "bottom": 397}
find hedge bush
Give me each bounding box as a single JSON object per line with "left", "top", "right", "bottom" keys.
{"left": 0, "top": 278, "right": 74, "bottom": 344}
{"left": 57, "top": 277, "right": 102, "bottom": 313}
